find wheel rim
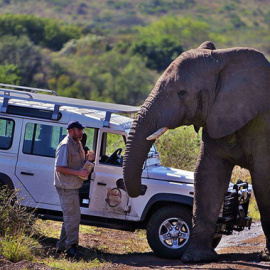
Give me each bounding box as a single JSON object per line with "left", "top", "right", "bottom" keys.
{"left": 159, "top": 217, "right": 190, "bottom": 249}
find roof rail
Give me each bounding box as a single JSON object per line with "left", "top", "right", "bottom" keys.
{"left": 0, "top": 83, "right": 140, "bottom": 126}
{"left": 0, "top": 83, "right": 58, "bottom": 96}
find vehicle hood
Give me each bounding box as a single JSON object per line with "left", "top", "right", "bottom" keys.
{"left": 146, "top": 165, "right": 194, "bottom": 184}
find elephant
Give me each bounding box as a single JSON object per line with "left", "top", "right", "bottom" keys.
{"left": 123, "top": 41, "right": 270, "bottom": 263}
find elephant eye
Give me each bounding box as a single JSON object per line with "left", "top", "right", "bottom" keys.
{"left": 177, "top": 90, "right": 187, "bottom": 98}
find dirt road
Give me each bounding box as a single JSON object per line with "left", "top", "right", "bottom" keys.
{"left": 1, "top": 221, "right": 269, "bottom": 269}
{"left": 92, "top": 221, "right": 269, "bottom": 270}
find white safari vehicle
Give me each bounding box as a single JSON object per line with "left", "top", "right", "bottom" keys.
{"left": 0, "top": 83, "right": 252, "bottom": 258}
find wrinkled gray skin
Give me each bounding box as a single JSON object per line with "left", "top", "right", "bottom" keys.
{"left": 123, "top": 41, "right": 270, "bottom": 263}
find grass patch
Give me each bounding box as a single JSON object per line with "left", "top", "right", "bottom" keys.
{"left": 248, "top": 196, "right": 261, "bottom": 221}
{"left": 42, "top": 257, "right": 102, "bottom": 270}
{"left": 0, "top": 231, "right": 39, "bottom": 262}
{"left": 80, "top": 225, "right": 101, "bottom": 235}
{"left": 0, "top": 187, "right": 40, "bottom": 262}
{"left": 32, "top": 219, "right": 150, "bottom": 268}
{"left": 34, "top": 219, "right": 62, "bottom": 239}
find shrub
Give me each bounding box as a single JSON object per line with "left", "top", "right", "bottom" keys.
{"left": 0, "top": 232, "right": 38, "bottom": 262}
{"left": 0, "top": 64, "right": 21, "bottom": 85}
{"left": 0, "top": 14, "right": 81, "bottom": 50}
{"left": 0, "top": 187, "right": 39, "bottom": 262}
{"left": 0, "top": 187, "right": 35, "bottom": 236}
{"left": 155, "top": 126, "right": 201, "bottom": 171}
{"left": 0, "top": 35, "right": 42, "bottom": 85}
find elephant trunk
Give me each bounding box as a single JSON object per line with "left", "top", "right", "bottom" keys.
{"left": 123, "top": 102, "right": 161, "bottom": 197}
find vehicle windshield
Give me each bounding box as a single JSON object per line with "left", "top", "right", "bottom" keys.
{"left": 126, "top": 129, "right": 157, "bottom": 155}
{"left": 149, "top": 144, "right": 157, "bottom": 155}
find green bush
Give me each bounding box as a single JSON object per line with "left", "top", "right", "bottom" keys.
{"left": 0, "top": 187, "right": 35, "bottom": 236}
{"left": 0, "top": 14, "right": 81, "bottom": 50}
{"left": 87, "top": 50, "right": 157, "bottom": 105}
{"left": 0, "top": 187, "right": 39, "bottom": 262}
{"left": 155, "top": 126, "right": 201, "bottom": 171}
{"left": 0, "top": 232, "right": 38, "bottom": 262}
{"left": 132, "top": 38, "right": 183, "bottom": 72}
{"left": 0, "top": 64, "right": 21, "bottom": 85}
{"left": 0, "top": 35, "right": 42, "bottom": 85}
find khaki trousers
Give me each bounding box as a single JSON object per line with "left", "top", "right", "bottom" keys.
{"left": 56, "top": 188, "right": 81, "bottom": 250}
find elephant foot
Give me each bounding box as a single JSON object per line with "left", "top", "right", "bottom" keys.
{"left": 260, "top": 248, "right": 270, "bottom": 261}
{"left": 181, "top": 246, "right": 218, "bottom": 263}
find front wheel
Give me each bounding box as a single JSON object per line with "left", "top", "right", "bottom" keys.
{"left": 147, "top": 205, "right": 192, "bottom": 259}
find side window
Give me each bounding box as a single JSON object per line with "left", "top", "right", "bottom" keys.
{"left": 0, "top": 118, "right": 14, "bottom": 150}
{"left": 100, "top": 132, "right": 126, "bottom": 166}
{"left": 81, "top": 128, "right": 97, "bottom": 155}
{"left": 23, "top": 123, "right": 67, "bottom": 158}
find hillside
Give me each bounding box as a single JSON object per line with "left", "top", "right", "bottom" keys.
{"left": 0, "top": 0, "right": 270, "bottom": 48}
{"left": 0, "top": 0, "right": 269, "bottom": 106}
{"left": 0, "top": 1, "right": 269, "bottom": 32}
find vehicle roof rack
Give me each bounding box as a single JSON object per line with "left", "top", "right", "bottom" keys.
{"left": 0, "top": 83, "right": 140, "bottom": 127}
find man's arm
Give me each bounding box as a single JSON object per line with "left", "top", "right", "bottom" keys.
{"left": 56, "top": 166, "right": 89, "bottom": 178}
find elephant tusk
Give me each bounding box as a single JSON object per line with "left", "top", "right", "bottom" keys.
{"left": 147, "top": 127, "right": 168, "bottom": 140}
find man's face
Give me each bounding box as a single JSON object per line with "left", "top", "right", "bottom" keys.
{"left": 69, "top": 127, "right": 84, "bottom": 142}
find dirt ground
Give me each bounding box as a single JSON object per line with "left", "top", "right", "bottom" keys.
{"left": 1, "top": 221, "right": 269, "bottom": 270}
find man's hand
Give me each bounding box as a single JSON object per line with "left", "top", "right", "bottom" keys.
{"left": 78, "top": 168, "right": 90, "bottom": 179}
{"left": 86, "top": 150, "right": 96, "bottom": 162}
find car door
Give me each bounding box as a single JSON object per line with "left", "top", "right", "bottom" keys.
{"left": 89, "top": 129, "right": 130, "bottom": 218}
{"left": 15, "top": 120, "right": 67, "bottom": 206}
{"left": 0, "top": 117, "right": 19, "bottom": 188}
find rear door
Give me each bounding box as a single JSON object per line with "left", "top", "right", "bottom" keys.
{"left": 15, "top": 120, "right": 67, "bottom": 205}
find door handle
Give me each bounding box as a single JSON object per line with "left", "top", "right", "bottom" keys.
{"left": 21, "top": 172, "right": 34, "bottom": 176}
{"left": 97, "top": 182, "right": 106, "bottom": 186}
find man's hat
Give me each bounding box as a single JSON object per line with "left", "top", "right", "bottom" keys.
{"left": 67, "top": 121, "right": 85, "bottom": 130}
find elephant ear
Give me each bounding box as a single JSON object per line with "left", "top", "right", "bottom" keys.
{"left": 206, "top": 48, "right": 270, "bottom": 139}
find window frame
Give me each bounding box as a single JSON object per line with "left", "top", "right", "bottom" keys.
{"left": 22, "top": 122, "right": 98, "bottom": 159}
{"left": 0, "top": 117, "right": 15, "bottom": 150}
{"left": 22, "top": 122, "right": 67, "bottom": 158}
{"left": 99, "top": 130, "right": 127, "bottom": 166}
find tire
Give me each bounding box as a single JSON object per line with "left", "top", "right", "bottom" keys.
{"left": 147, "top": 205, "right": 192, "bottom": 259}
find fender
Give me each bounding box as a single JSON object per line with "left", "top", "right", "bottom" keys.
{"left": 0, "top": 173, "right": 15, "bottom": 190}
{"left": 140, "top": 193, "right": 193, "bottom": 221}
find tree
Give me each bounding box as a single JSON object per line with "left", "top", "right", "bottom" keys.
{"left": 88, "top": 50, "right": 157, "bottom": 105}
{"left": 155, "top": 126, "right": 201, "bottom": 171}
{"left": 0, "top": 14, "right": 81, "bottom": 51}
{"left": 0, "top": 35, "right": 42, "bottom": 85}
{"left": 43, "top": 20, "right": 81, "bottom": 50}
{"left": 132, "top": 37, "right": 183, "bottom": 72}
{"left": 0, "top": 64, "right": 21, "bottom": 85}
{"left": 131, "top": 16, "right": 216, "bottom": 72}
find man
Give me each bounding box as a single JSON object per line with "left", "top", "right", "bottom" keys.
{"left": 54, "top": 120, "right": 90, "bottom": 257}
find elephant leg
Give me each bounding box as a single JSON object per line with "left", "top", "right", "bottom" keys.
{"left": 182, "top": 147, "right": 233, "bottom": 263}
{"left": 250, "top": 169, "right": 270, "bottom": 261}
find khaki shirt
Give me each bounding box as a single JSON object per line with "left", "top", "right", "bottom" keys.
{"left": 54, "top": 135, "right": 85, "bottom": 189}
